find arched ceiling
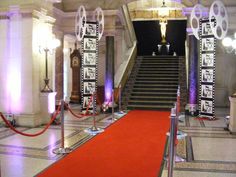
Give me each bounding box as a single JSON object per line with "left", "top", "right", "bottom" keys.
{"left": 54, "top": 0, "right": 236, "bottom": 12}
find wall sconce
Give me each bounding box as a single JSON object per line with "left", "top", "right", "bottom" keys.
{"left": 222, "top": 32, "right": 236, "bottom": 54}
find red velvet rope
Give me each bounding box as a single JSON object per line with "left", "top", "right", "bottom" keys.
{"left": 66, "top": 94, "right": 95, "bottom": 119}
{"left": 0, "top": 105, "right": 61, "bottom": 137}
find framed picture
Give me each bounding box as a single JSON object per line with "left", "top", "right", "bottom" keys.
{"left": 84, "top": 38, "right": 96, "bottom": 51}
{"left": 201, "top": 21, "right": 213, "bottom": 36}
{"left": 85, "top": 23, "right": 97, "bottom": 36}
{"left": 83, "top": 67, "right": 96, "bottom": 80}
{"left": 201, "top": 100, "right": 213, "bottom": 114}
{"left": 201, "top": 85, "right": 213, "bottom": 98}
{"left": 82, "top": 96, "right": 93, "bottom": 109}
{"left": 202, "top": 53, "right": 214, "bottom": 67}
{"left": 202, "top": 69, "right": 214, "bottom": 83}
{"left": 83, "top": 52, "right": 96, "bottom": 65}
{"left": 202, "top": 38, "right": 215, "bottom": 51}
{"left": 83, "top": 82, "right": 96, "bottom": 94}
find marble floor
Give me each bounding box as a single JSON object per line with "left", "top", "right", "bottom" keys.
{"left": 161, "top": 107, "right": 236, "bottom": 177}
{"left": 0, "top": 106, "right": 235, "bottom": 177}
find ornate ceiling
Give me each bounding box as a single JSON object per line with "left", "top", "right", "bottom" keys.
{"left": 54, "top": 0, "right": 236, "bottom": 12}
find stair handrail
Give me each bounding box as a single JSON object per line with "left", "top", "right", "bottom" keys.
{"left": 114, "top": 4, "right": 137, "bottom": 90}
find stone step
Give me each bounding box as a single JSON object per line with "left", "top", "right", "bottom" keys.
{"left": 140, "top": 62, "right": 179, "bottom": 65}
{"left": 136, "top": 75, "right": 178, "bottom": 79}
{"left": 135, "top": 77, "right": 178, "bottom": 81}
{"left": 139, "top": 68, "right": 179, "bottom": 71}
{"left": 140, "top": 65, "right": 179, "bottom": 68}
{"left": 142, "top": 56, "right": 179, "bottom": 59}
{"left": 127, "top": 104, "right": 172, "bottom": 110}
{"left": 128, "top": 100, "right": 175, "bottom": 105}
{"left": 138, "top": 71, "right": 179, "bottom": 75}
{"left": 131, "top": 92, "right": 177, "bottom": 97}
{"left": 130, "top": 95, "right": 176, "bottom": 101}
{"left": 140, "top": 59, "right": 179, "bottom": 63}
{"left": 136, "top": 73, "right": 178, "bottom": 77}
{"left": 133, "top": 84, "right": 178, "bottom": 88}
{"left": 135, "top": 80, "right": 179, "bottom": 84}
{"left": 132, "top": 88, "right": 177, "bottom": 92}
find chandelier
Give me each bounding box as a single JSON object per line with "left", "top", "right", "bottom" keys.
{"left": 222, "top": 32, "right": 236, "bottom": 54}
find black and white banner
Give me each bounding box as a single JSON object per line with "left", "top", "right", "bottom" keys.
{"left": 81, "top": 22, "right": 98, "bottom": 113}
{"left": 199, "top": 18, "right": 216, "bottom": 119}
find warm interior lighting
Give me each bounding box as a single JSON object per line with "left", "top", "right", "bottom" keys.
{"left": 232, "top": 39, "right": 236, "bottom": 49}
{"left": 48, "top": 38, "right": 61, "bottom": 50}
{"left": 222, "top": 33, "right": 236, "bottom": 54}
{"left": 38, "top": 22, "right": 61, "bottom": 92}
{"left": 222, "top": 37, "right": 232, "bottom": 47}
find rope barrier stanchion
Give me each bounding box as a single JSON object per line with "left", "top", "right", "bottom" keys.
{"left": 107, "top": 89, "right": 117, "bottom": 122}
{"left": 117, "top": 84, "right": 125, "bottom": 115}
{"left": 53, "top": 100, "right": 72, "bottom": 154}
{"left": 168, "top": 107, "right": 177, "bottom": 177}
{"left": 112, "top": 89, "right": 115, "bottom": 121}
{"left": 84, "top": 92, "right": 104, "bottom": 135}
{"left": 175, "top": 86, "right": 187, "bottom": 162}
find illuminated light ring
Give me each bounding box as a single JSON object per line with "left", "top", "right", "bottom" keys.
{"left": 75, "top": 6, "right": 87, "bottom": 41}
{"left": 209, "top": 0, "right": 228, "bottom": 40}
{"left": 93, "top": 7, "right": 104, "bottom": 41}
{"left": 190, "top": 4, "right": 205, "bottom": 40}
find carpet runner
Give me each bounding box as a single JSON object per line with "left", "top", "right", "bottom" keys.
{"left": 38, "top": 110, "right": 170, "bottom": 177}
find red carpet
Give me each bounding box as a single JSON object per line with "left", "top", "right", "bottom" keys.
{"left": 38, "top": 110, "right": 170, "bottom": 177}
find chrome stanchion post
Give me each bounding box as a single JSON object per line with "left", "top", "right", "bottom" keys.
{"left": 168, "top": 107, "right": 176, "bottom": 177}
{"left": 91, "top": 92, "right": 98, "bottom": 131}
{"left": 175, "top": 86, "right": 187, "bottom": 162}
{"left": 84, "top": 93, "right": 104, "bottom": 135}
{"left": 118, "top": 84, "right": 125, "bottom": 115}
{"left": 112, "top": 89, "right": 115, "bottom": 121}
{"left": 119, "top": 85, "right": 121, "bottom": 112}
{"left": 53, "top": 100, "right": 72, "bottom": 154}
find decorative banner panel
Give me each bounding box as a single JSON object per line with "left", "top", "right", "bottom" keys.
{"left": 81, "top": 22, "right": 98, "bottom": 113}
{"left": 199, "top": 18, "right": 216, "bottom": 119}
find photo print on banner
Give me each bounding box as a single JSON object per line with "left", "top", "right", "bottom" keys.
{"left": 202, "top": 53, "right": 214, "bottom": 67}
{"left": 84, "top": 53, "right": 96, "bottom": 65}
{"left": 201, "top": 85, "right": 213, "bottom": 99}
{"left": 81, "top": 21, "right": 98, "bottom": 113}
{"left": 201, "top": 100, "right": 213, "bottom": 114}
{"left": 199, "top": 18, "right": 216, "bottom": 119}
{"left": 201, "top": 69, "right": 214, "bottom": 83}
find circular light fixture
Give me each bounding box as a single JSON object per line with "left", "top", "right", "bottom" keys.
{"left": 232, "top": 39, "right": 236, "bottom": 49}
{"left": 222, "top": 37, "right": 232, "bottom": 47}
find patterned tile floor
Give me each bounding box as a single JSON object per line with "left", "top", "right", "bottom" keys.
{"left": 0, "top": 106, "right": 125, "bottom": 177}
{"left": 161, "top": 107, "right": 236, "bottom": 177}
{"left": 0, "top": 107, "right": 235, "bottom": 177}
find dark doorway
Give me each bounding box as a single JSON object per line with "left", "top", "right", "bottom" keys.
{"left": 133, "top": 20, "right": 187, "bottom": 56}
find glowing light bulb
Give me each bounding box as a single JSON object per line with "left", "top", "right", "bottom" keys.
{"left": 232, "top": 39, "right": 236, "bottom": 49}
{"left": 222, "top": 37, "right": 232, "bottom": 47}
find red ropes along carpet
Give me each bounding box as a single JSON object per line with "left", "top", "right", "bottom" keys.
{"left": 38, "top": 110, "right": 170, "bottom": 177}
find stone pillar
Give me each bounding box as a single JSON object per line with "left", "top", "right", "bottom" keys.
{"left": 55, "top": 32, "right": 64, "bottom": 102}
{"left": 229, "top": 95, "right": 236, "bottom": 133}
{"left": 105, "top": 36, "right": 114, "bottom": 103}
{"left": 0, "top": 15, "right": 9, "bottom": 114}
{"left": 188, "top": 34, "right": 199, "bottom": 115}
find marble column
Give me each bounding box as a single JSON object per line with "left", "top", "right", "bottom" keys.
{"left": 55, "top": 32, "right": 64, "bottom": 102}
{"left": 105, "top": 36, "right": 114, "bottom": 103}
{"left": 229, "top": 95, "right": 236, "bottom": 133}
{"left": 188, "top": 34, "right": 199, "bottom": 114}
